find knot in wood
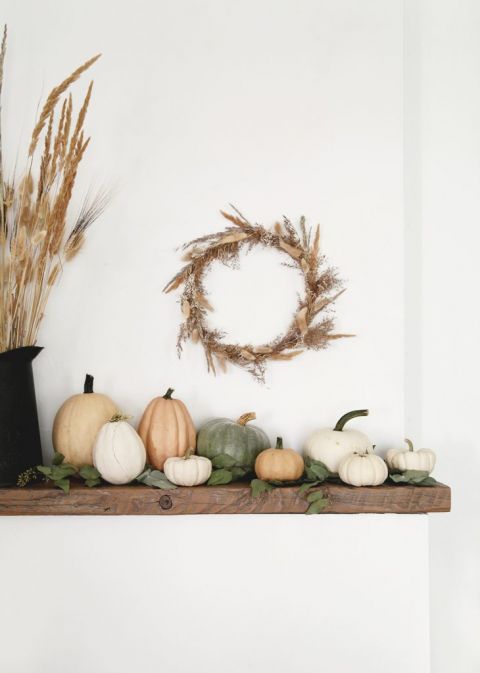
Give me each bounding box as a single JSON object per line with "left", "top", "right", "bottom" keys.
{"left": 159, "top": 494, "right": 173, "bottom": 510}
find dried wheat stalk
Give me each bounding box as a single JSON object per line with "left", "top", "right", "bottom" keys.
{"left": 0, "top": 27, "right": 105, "bottom": 353}
{"left": 164, "top": 208, "right": 353, "bottom": 382}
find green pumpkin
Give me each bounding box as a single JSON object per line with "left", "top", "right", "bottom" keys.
{"left": 197, "top": 412, "right": 270, "bottom": 469}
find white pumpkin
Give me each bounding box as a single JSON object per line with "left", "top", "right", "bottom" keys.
{"left": 304, "top": 410, "right": 372, "bottom": 474}
{"left": 338, "top": 451, "right": 388, "bottom": 487}
{"left": 93, "top": 415, "right": 146, "bottom": 485}
{"left": 386, "top": 438, "right": 436, "bottom": 474}
{"left": 164, "top": 449, "right": 212, "bottom": 486}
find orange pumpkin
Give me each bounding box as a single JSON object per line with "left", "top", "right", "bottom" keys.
{"left": 255, "top": 437, "right": 304, "bottom": 482}
{"left": 138, "top": 387, "right": 196, "bottom": 470}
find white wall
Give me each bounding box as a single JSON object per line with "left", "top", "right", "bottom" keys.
{"left": 406, "top": 2, "right": 480, "bottom": 671}
{"left": 2, "top": 0, "right": 405, "bottom": 453}
{"left": 3, "top": 1, "right": 479, "bottom": 672}
{"left": 0, "top": 515, "right": 430, "bottom": 673}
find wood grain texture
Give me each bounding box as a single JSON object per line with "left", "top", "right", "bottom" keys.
{"left": 0, "top": 482, "right": 451, "bottom": 516}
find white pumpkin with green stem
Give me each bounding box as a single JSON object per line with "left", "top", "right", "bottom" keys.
{"left": 164, "top": 449, "right": 212, "bottom": 486}
{"left": 386, "top": 439, "right": 436, "bottom": 474}
{"left": 304, "top": 409, "right": 372, "bottom": 474}
{"left": 338, "top": 451, "right": 388, "bottom": 487}
{"left": 93, "top": 415, "right": 146, "bottom": 485}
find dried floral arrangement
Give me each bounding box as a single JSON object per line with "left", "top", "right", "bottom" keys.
{"left": 164, "top": 207, "right": 353, "bottom": 381}
{"left": 0, "top": 27, "right": 105, "bottom": 353}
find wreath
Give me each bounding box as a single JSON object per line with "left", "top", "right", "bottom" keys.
{"left": 164, "top": 207, "right": 352, "bottom": 381}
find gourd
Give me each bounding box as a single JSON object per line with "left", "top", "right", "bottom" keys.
{"left": 255, "top": 437, "right": 304, "bottom": 482}
{"left": 338, "top": 451, "right": 388, "bottom": 487}
{"left": 304, "top": 409, "right": 372, "bottom": 474}
{"left": 164, "top": 449, "right": 212, "bottom": 486}
{"left": 52, "top": 374, "right": 118, "bottom": 467}
{"left": 138, "top": 387, "right": 196, "bottom": 470}
{"left": 386, "top": 438, "right": 436, "bottom": 474}
{"left": 93, "top": 415, "right": 146, "bottom": 485}
{"left": 197, "top": 412, "right": 270, "bottom": 469}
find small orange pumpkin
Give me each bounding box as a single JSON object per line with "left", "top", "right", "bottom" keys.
{"left": 255, "top": 437, "right": 304, "bottom": 482}
{"left": 138, "top": 387, "right": 196, "bottom": 470}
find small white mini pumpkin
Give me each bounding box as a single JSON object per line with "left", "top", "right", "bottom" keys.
{"left": 386, "top": 438, "right": 436, "bottom": 474}
{"left": 164, "top": 449, "right": 212, "bottom": 486}
{"left": 93, "top": 415, "right": 146, "bottom": 485}
{"left": 304, "top": 410, "right": 372, "bottom": 474}
{"left": 338, "top": 451, "right": 388, "bottom": 487}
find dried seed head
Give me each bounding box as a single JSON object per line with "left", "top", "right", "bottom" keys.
{"left": 295, "top": 306, "right": 309, "bottom": 335}
{"left": 64, "top": 234, "right": 85, "bottom": 261}
{"left": 31, "top": 229, "right": 47, "bottom": 246}
{"left": 181, "top": 300, "right": 191, "bottom": 318}
{"left": 47, "top": 264, "right": 61, "bottom": 286}
{"left": 217, "top": 232, "right": 249, "bottom": 245}
{"left": 11, "top": 226, "right": 27, "bottom": 261}
{"left": 252, "top": 346, "right": 273, "bottom": 354}
{"left": 279, "top": 240, "right": 302, "bottom": 259}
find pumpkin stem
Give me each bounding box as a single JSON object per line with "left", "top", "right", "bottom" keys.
{"left": 334, "top": 409, "right": 369, "bottom": 432}
{"left": 109, "top": 413, "right": 131, "bottom": 423}
{"left": 184, "top": 448, "right": 195, "bottom": 459}
{"left": 163, "top": 388, "right": 174, "bottom": 400}
{"left": 84, "top": 374, "right": 94, "bottom": 394}
{"left": 404, "top": 438, "right": 414, "bottom": 452}
{"left": 276, "top": 437, "right": 283, "bottom": 449}
{"left": 237, "top": 412, "right": 256, "bottom": 426}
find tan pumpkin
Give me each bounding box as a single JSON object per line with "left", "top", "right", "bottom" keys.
{"left": 255, "top": 437, "right": 304, "bottom": 482}
{"left": 52, "top": 374, "right": 118, "bottom": 467}
{"left": 138, "top": 387, "right": 196, "bottom": 470}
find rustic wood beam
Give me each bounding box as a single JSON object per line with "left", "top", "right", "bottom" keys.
{"left": 0, "top": 482, "right": 451, "bottom": 516}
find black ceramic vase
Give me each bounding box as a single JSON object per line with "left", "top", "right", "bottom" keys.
{"left": 0, "top": 346, "right": 43, "bottom": 485}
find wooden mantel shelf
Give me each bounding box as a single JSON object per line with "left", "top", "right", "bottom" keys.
{"left": 0, "top": 481, "right": 451, "bottom": 516}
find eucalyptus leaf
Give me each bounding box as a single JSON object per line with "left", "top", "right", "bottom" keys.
{"left": 251, "top": 479, "right": 274, "bottom": 498}
{"left": 85, "top": 478, "right": 101, "bottom": 488}
{"left": 307, "top": 489, "right": 326, "bottom": 503}
{"left": 419, "top": 476, "right": 438, "bottom": 486}
{"left": 389, "top": 471, "right": 437, "bottom": 486}
{"left": 230, "top": 467, "right": 248, "bottom": 481}
{"left": 54, "top": 478, "right": 70, "bottom": 494}
{"left": 402, "top": 470, "right": 431, "bottom": 481}
{"left": 49, "top": 465, "right": 77, "bottom": 480}
{"left": 211, "top": 454, "right": 238, "bottom": 469}
{"left": 52, "top": 452, "right": 65, "bottom": 466}
{"left": 298, "top": 481, "right": 319, "bottom": 495}
{"left": 304, "top": 458, "right": 331, "bottom": 482}
{"left": 37, "top": 465, "right": 53, "bottom": 478}
{"left": 306, "top": 498, "right": 328, "bottom": 514}
{"left": 79, "top": 465, "right": 101, "bottom": 480}
{"left": 207, "top": 469, "right": 233, "bottom": 486}
{"left": 136, "top": 467, "right": 151, "bottom": 482}
{"left": 136, "top": 469, "right": 177, "bottom": 489}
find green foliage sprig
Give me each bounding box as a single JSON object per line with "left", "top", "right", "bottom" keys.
{"left": 207, "top": 454, "right": 250, "bottom": 486}
{"left": 17, "top": 452, "right": 101, "bottom": 493}
{"left": 250, "top": 457, "right": 334, "bottom": 514}
{"left": 305, "top": 489, "right": 329, "bottom": 514}
{"left": 389, "top": 470, "right": 437, "bottom": 486}
{"left": 18, "top": 456, "right": 180, "bottom": 493}
{"left": 136, "top": 467, "right": 177, "bottom": 489}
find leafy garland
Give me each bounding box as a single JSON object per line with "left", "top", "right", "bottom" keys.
{"left": 18, "top": 454, "right": 178, "bottom": 492}
{"left": 164, "top": 207, "right": 352, "bottom": 382}
{"left": 17, "top": 452, "right": 102, "bottom": 493}
{"left": 18, "top": 451, "right": 438, "bottom": 514}
{"left": 249, "top": 455, "right": 439, "bottom": 513}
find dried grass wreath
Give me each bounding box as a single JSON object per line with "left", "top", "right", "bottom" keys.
{"left": 164, "top": 207, "right": 352, "bottom": 382}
